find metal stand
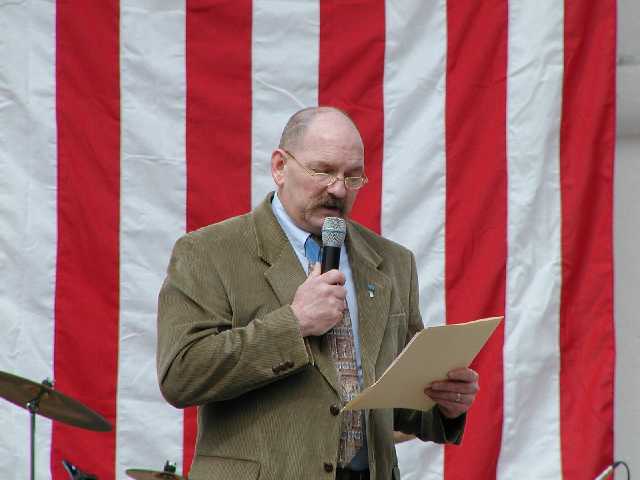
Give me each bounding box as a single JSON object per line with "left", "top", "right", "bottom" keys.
{"left": 26, "top": 379, "right": 52, "bottom": 480}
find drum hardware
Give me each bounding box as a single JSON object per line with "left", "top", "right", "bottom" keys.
{"left": 126, "top": 461, "right": 185, "bottom": 480}
{"left": 62, "top": 459, "right": 98, "bottom": 480}
{"left": 0, "top": 371, "right": 112, "bottom": 480}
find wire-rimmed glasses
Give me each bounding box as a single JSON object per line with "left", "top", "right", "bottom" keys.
{"left": 281, "top": 148, "right": 368, "bottom": 190}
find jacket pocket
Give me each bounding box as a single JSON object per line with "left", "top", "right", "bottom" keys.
{"left": 388, "top": 312, "right": 408, "bottom": 355}
{"left": 189, "top": 455, "right": 260, "bottom": 480}
{"left": 389, "top": 312, "right": 407, "bottom": 327}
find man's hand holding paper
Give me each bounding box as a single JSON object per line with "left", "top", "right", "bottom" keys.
{"left": 425, "top": 367, "right": 480, "bottom": 419}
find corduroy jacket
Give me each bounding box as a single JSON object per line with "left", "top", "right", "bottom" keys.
{"left": 157, "top": 193, "right": 463, "bottom": 480}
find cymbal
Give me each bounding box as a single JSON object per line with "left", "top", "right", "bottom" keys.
{"left": 0, "top": 371, "right": 112, "bottom": 431}
{"left": 125, "top": 469, "right": 185, "bottom": 480}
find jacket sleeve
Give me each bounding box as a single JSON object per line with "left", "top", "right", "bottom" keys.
{"left": 156, "top": 234, "right": 313, "bottom": 408}
{"left": 393, "top": 251, "right": 466, "bottom": 444}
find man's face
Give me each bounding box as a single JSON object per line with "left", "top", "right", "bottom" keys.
{"left": 272, "top": 112, "right": 365, "bottom": 235}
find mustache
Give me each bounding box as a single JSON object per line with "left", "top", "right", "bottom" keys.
{"left": 312, "top": 196, "right": 345, "bottom": 214}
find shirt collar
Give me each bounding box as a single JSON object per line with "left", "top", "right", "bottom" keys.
{"left": 271, "top": 191, "right": 312, "bottom": 257}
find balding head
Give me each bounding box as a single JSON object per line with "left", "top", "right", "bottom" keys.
{"left": 279, "top": 106, "right": 363, "bottom": 153}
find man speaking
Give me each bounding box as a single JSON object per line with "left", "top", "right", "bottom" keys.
{"left": 156, "top": 107, "right": 479, "bottom": 479}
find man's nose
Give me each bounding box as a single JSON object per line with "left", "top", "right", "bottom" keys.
{"left": 327, "top": 177, "right": 347, "bottom": 197}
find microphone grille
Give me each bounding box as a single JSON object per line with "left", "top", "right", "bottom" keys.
{"left": 322, "top": 217, "right": 347, "bottom": 247}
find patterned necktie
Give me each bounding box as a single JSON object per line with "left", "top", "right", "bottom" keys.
{"left": 304, "top": 236, "right": 363, "bottom": 467}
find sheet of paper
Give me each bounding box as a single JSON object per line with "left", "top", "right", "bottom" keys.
{"left": 342, "top": 316, "right": 503, "bottom": 412}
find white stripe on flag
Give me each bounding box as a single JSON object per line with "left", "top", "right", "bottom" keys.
{"left": 0, "top": 3, "right": 57, "bottom": 479}
{"left": 381, "top": 0, "right": 447, "bottom": 478}
{"left": 117, "top": 1, "right": 186, "bottom": 477}
{"left": 251, "top": 0, "right": 320, "bottom": 207}
{"left": 498, "top": 1, "right": 564, "bottom": 477}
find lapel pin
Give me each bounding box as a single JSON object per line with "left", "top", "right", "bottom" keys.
{"left": 367, "top": 283, "right": 376, "bottom": 298}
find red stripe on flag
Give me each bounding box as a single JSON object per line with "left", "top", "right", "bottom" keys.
{"left": 318, "top": 0, "right": 385, "bottom": 234}
{"left": 182, "top": 408, "right": 197, "bottom": 480}
{"left": 52, "top": 2, "right": 120, "bottom": 479}
{"left": 444, "top": 1, "right": 507, "bottom": 478}
{"left": 559, "top": 1, "right": 616, "bottom": 477}
{"left": 184, "top": 1, "right": 253, "bottom": 475}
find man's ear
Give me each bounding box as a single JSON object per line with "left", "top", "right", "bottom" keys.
{"left": 271, "top": 149, "right": 286, "bottom": 186}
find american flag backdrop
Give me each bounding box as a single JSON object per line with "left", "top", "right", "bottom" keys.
{"left": 0, "top": 1, "right": 616, "bottom": 479}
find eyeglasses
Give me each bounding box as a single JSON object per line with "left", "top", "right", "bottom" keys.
{"left": 281, "top": 149, "right": 368, "bottom": 191}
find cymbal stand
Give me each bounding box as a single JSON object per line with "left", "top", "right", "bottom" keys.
{"left": 26, "top": 379, "right": 52, "bottom": 480}
{"left": 163, "top": 461, "right": 177, "bottom": 474}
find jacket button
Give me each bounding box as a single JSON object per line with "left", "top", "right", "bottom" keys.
{"left": 272, "top": 365, "right": 280, "bottom": 374}
{"left": 323, "top": 462, "right": 334, "bottom": 473}
{"left": 285, "top": 360, "right": 294, "bottom": 369}
{"left": 330, "top": 404, "right": 340, "bottom": 416}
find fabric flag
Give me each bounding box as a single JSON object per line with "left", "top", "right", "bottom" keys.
{"left": 0, "top": 1, "right": 615, "bottom": 479}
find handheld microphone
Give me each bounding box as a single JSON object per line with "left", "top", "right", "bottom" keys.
{"left": 321, "top": 217, "right": 346, "bottom": 274}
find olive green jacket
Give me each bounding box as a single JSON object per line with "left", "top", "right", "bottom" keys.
{"left": 157, "top": 193, "right": 463, "bottom": 480}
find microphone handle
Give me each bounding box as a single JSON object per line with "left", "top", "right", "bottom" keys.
{"left": 321, "top": 245, "right": 341, "bottom": 273}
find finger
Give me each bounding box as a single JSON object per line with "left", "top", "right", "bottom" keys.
{"left": 308, "top": 262, "right": 322, "bottom": 277}
{"left": 326, "top": 295, "right": 346, "bottom": 313}
{"left": 425, "top": 388, "right": 473, "bottom": 406}
{"left": 447, "top": 367, "right": 479, "bottom": 383}
{"left": 427, "top": 381, "right": 480, "bottom": 395}
{"left": 326, "top": 284, "right": 347, "bottom": 300}
{"left": 320, "top": 270, "right": 346, "bottom": 286}
{"left": 428, "top": 380, "right": 478, "bottom": 395}
{"left": 424, "top": 391, "right": 467, "bottom": 418}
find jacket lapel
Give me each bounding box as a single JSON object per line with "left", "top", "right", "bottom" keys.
{"left": 346, "top": 224, "right": 391, "bottom": 388}
{"left": 252, "top": 194, "right": 307, "bottom": 307}
{"left": 252, "top": 195, "right": 340, "bottom": 394}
